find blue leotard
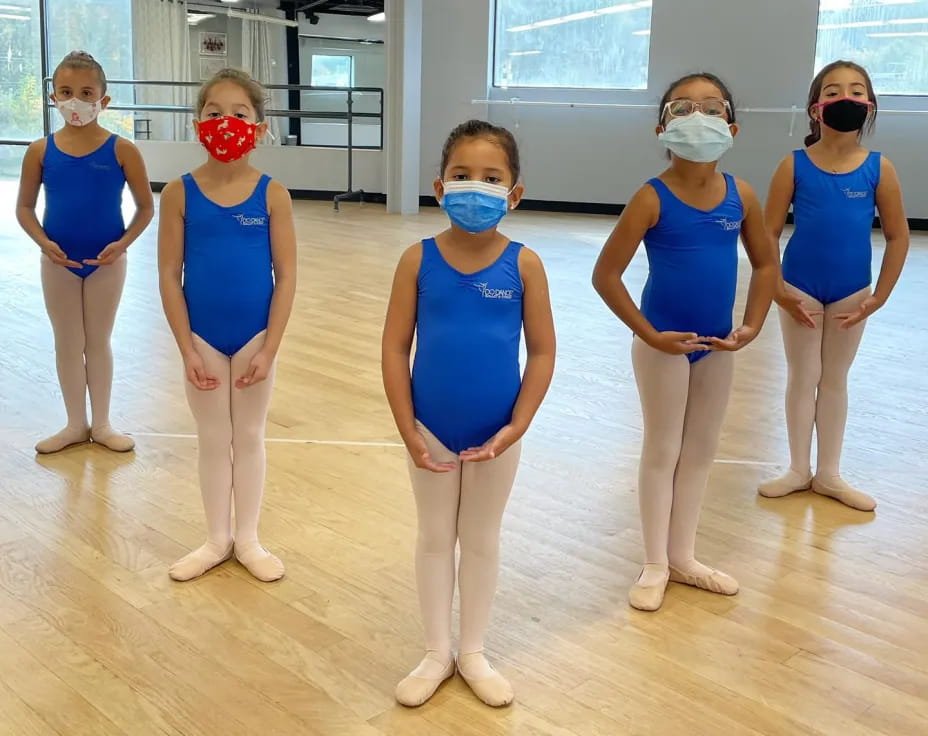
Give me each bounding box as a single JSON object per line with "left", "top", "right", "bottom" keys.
{"left": 782, "top": 149, "right": 880, "bottom": 305}
{"left": 411, "top": 238, "right": 523, "bottom": 454}
{"left": 42, "top": 133, "right": 126, "bottom": 278}
{"left": 182, "top": 173, "right": 274, "bottom": 357}
{"left": 640, "top": 174, "right": 743, "bottom": 364}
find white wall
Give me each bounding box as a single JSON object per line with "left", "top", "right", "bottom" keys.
{"left": 139, "top": 141, "right": 384, "bottom": 193}
{"left": 190, "top": 16, "right": 244, "bottom": 80}
{"left": 419, "top": 1, "right": 491, "bottom": 193}
{"left": 419, "top": 0, "right": 928, "bottom": 218}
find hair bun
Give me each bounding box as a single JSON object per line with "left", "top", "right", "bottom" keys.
{"left": 68, "top": 50, "right": 94, "bottom": 60}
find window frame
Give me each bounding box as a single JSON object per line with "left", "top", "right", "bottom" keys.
{"left": 490, "top": 0, "right": 653, "bottom": 92}
{"left": 310, "top": 53, "right": 355, "bottom": 88}
{"left": 814, "top": 0, "right": 928, "bottom": 99}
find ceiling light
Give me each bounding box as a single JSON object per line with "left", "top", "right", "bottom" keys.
{"left": 368, "top": 12, "right": 385, "bottom": 22}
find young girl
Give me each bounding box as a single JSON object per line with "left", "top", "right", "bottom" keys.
{"left": 382, "top": 120, "right": 556, "bottom": 707}
{"left": 758, "top": 61, "right": 908, "bottom": 512}
{"left": 158, "top": 69, "right": 297, "bottom": 582}
{"left": 592, "top": 73, "right": 777, "bottom": 612}
{"left": 16, "top": 51, "right": 154, "bottom": 454}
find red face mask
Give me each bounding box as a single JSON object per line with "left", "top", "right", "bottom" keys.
{"left": 197, "top": 115, "right": 258, "bottom": 162}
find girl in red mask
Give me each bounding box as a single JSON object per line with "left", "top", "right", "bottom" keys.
{"left": 158, "top": 69, "right": 297, "bottom": 582}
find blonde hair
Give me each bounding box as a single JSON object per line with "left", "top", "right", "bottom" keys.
{"left": 53, "top": 50, "right": 107, "bottom": 94}
{"left": 196, "top": 68, "right": 267, "bottom": 122}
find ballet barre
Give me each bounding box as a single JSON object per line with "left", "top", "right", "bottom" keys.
{"left": 472, "top": 98, "right": 928, "bottom": 137}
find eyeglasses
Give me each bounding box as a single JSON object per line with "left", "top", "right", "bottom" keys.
{"left": 663, "top": 98, "right": 731, "bottom": 119}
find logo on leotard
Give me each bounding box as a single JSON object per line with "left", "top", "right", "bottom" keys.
{"left": 842, "top": 188, "right": 868, "bottom": 199}
{"left": 233, "top": 214, "right": 267, "bottom": 226}
{"left": 474, "top": 282, "right": 514, "bottom": 299}
{"left": 715, "top": 217, "right": 742, "bottom": 231}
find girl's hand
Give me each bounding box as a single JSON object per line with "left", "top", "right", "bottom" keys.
{"left": 406, "top": 431, "right": 457, "bottom": 473}
{"left": 184, "top": 349, "right": 219, "bottom": 390}
{"left": 649, "top": 331, "right": 710, "bottom": 356}
{"left": 776, "top": 290, "right": 822, "bottom": 328}
{"left": 83, "top": 241, "right": 127, "bottom": 266}
{"left": 41, "top": 240, "right": 82, "bottom": 269}
{"left": 459, "top": 424, "right": 523, "bottom": 463}
{"left": 833, "top": 295, "right": 883, "bottom": 330}
{"left": 705, "top": 325, "right": 758, "bottom": 351}
{"left": 236, "top": 348, "right": 274, "bottom": 388}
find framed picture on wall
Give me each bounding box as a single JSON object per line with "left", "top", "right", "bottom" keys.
{"left": 199, "top": 32, "right": 227, "bottom": 56}
{"left": 199, "top": 56, "right": 227, "bottom": 81}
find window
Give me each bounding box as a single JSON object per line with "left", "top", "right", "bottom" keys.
{"left": 311, "top": 54, "right": 354, "bottom": 87}
{"left": 816, "top": 0, "right": 928, "bottom": 96}
{"left": 44, "top": 0, "right": 134, "bottom": 136}
{"left": 0, "top": 0, "right": 43, "bottom": 142}
{"left": 493, "top": 0, "right": 652, "bottom": 89}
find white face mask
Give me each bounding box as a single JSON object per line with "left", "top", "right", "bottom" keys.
{"left": 55, "top": 97, "right": 102, "bottom": 127}
{"left": 658, "top": 112, "right": 733, "bottom": 163}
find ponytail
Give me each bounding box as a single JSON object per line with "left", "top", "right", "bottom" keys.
{"left": 804, "top": 118, "right": 821, "bottom": 147}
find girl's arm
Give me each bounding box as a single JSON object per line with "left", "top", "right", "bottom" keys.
{"left": 15, "top": 139, "right": 81, "bottom": 268}
{"left": 459, "top": 247, "right": 556, "bottom": 462}
{"left": 766, "top": 154, "right": 819, "bottom": 328}
{"left": 382, "top": 245, "right": 455, "bottom": 472}
{"left": 592, "top": 184, "right": 704, "bottom": 355}
{"left": 157, "top": 179, "right": 216, "bottom": 390}
{"left": 237, "top": 181, "right": 297, "bottom": 387}
{"left": 835, "top": 156, "right": 909, "bottom": 329}
{"left": 708, "top": 180, "right": 778, "bottom": 350}
{"left": 85, "top": 139, "right": 155, "bottom": 266}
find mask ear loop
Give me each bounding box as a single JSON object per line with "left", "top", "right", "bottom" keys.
{"left": 506, "top": 180, "right": 521, "bottom": 210}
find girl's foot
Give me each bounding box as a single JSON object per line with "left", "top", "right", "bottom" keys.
{"left": 628, "top": 563, "right": 670, "bottom": 612}
{"left": 395, "top": 652, "right": 455, "bottom": 707}
{"left": 234, "top": 541, "right": 285, "bottom": 582}
{"left": 758, "top": 469, "right": 812, "bottom": 498}
{"left": 91, "top": 425, "right": 135, "bottom": 453}
{"left": 456, "top": 652, "right": 513, "bottom": 707}
{"left": 812, "top": 475, "right": 876, "bottom": 512}
{"left": 35, "top": 426, "right": 91, "bottom": 454}
{"left": 669, "top": 561, "right": 739, "bottom": 596}
{"left": 169, "top": 541, "right": 234, "bottom": 581}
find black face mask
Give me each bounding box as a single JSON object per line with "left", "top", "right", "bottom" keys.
{"left": 820, "top": 98, "right": 871, "bottom": 133}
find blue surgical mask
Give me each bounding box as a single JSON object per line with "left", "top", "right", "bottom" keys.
{"left": 440, "top": 180, "right": 511, "bottom": 233}
{"left": 658, "top": 112, "right": 733, "bottom": 163}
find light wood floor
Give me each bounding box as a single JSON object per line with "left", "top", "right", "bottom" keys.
{"left": 1, "top": 182, "right": 927, "bottom": 735}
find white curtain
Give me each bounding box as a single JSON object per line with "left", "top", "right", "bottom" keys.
{"left": 132, "top": 0, "right": 192, "bottom": 142}
{"left": 241, "top": 9, "right": 283, "bottom": 146}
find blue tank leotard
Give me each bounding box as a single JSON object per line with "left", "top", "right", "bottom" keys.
{"left": 782, "top": 149, "right": 880, "bottom": 305}
{"left": 42, "top": 133, "right": 126, "bottom": 279}
{"left": 640, "top": 174, "right": 742, "bottom": 364}
{"left": 411, "top": 238, "right": 524, "bottom": 454}
{"left": 182, "top": 173, "right": 274, "bottom": 357}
